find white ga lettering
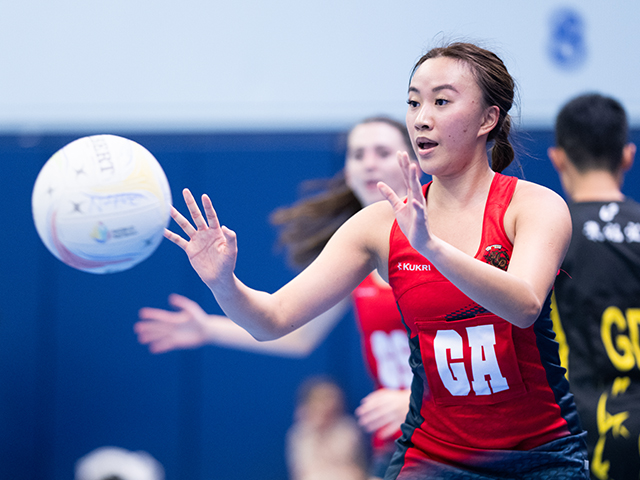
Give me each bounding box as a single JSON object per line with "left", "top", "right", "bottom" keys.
{"left": 434, "top": 325, "right": 509, "bottom": 396}
{"left": 397, "top": 262, "right": 431, "bottom": 272}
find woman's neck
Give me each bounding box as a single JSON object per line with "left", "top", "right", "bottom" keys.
{"left": 429, "top": 163, "right": 495, "bottom": 209}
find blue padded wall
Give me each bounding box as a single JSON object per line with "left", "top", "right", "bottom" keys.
{"left": 1, "top": 129, "right": 638, "bottom": 479}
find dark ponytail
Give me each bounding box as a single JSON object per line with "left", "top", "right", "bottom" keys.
{"left": 490, "top": 114, "right": 515, "bottom": 173}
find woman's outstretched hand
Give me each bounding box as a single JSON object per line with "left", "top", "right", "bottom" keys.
{"left": 136, "top": 293, "right": 212, "bottom": 353}
{"left": 165, "top": 188, "right": 238, "bottom": 289}
{"left": 377, "top": 151, "right": 432, "bottom": 256}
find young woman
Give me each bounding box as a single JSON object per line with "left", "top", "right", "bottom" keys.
{"left": 164, "top": 42, "right": 589, "bottom": 478}
{"left": 136, "top": 116, "right": 416, "bottom": 479}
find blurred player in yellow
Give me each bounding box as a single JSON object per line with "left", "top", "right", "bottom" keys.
{"left": 549, "top": 92, "right": 640, "bottom": 480}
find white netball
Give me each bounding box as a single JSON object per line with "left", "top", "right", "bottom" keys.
{"left": 31, "top": 134, "right": 172, "bottom": 274}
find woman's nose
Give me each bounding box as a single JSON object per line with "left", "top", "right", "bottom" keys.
{"left": 413, "top": 107, "right": 432, "bottom": 131}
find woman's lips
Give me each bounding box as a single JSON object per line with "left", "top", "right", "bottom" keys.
{"left": 417, "top": 137, "right": 438, "bottom": 151}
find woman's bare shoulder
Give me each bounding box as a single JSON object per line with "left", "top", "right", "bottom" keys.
{"left": 505, "top": 179, "right": 570, "bottom": 240}
{"left": 350, "top": 200, "right": 396, "bottom": 235}
{"left": 511, "top": 179, "right": 568, "bottom": 211}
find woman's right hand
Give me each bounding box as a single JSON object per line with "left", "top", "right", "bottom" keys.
{"left": 135, "top": 293, "right": 212, "bottom": 353}
{"left": 165, "top": 188, "right": 238, "bottom": 290}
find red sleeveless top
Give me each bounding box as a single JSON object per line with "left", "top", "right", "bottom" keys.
{"left": 352, "top": 273, "right": 412, "bottom": 450}
{"left": 387, "top": 173, "right": 574, "bottom": 468}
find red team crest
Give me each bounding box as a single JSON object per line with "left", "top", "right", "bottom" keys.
{"left": 483, "top": 244, "right": 510, "bottom": 271}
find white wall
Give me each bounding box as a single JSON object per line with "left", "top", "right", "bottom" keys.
{"left": 1, "top": 0, "right": 639, "bottom": 132}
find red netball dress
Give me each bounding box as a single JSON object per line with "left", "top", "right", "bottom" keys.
{"left": 385, "top": 174, "right": 587, "bottom": 478}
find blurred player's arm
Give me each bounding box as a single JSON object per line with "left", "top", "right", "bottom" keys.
{"left": 135, "top": 293, "right": 350, "bottom": 357}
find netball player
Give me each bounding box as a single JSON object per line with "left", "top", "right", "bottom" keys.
{"left": 163, "top": 42, "right": 589, "bottom": 478}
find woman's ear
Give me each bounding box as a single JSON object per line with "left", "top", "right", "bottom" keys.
{"left": 479, "top": 105, "right": 500, "bottom": 137}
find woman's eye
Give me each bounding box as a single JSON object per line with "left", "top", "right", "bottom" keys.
{"left": 407, "top": 99, "right": 419, "bottom": 108}
{"left": 377, "top": 148, "right": 393, "bottom": 158}
{"left": 435, "top": 98, "right": 449, "bottom": 106}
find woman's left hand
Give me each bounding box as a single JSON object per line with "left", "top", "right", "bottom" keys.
{"left": 378, "top": 151, "right": 431, "bottom": 256}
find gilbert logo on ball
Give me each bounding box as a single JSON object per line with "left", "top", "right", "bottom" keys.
{"left": 31, "top": 134, "right": 172, "bottom": 274}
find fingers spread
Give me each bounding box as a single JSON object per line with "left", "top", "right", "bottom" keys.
{"left": 138, "top": 307, "right": 174, "bottom": 322}
{"left": 221, "top": 226, "right": 237, "bottom": 250}
{"left": 408, "top": 163, "right": 423, "bottom": 199}
{"left": 202, "top": 194, "right": 221, "bottom": 230}
{"left": 170, "top": 201, "right": 198, "bottom": 235}
{"left": 378, "top": 182, "right": 402, "bottom": 209}
{"left": 398, "top": 151, "right": 413, "bottom": 188}
{"left": 169, "top": 293, "right": 204, "bottom": 317}
{"left": 164, "top": 228, "right": 189, "bottom": 249}
{"left": 183, "top": 188, "right": 209, "bottom": 230}
{"left": 135, "top": 324, "right": 171, "bottom": 343}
